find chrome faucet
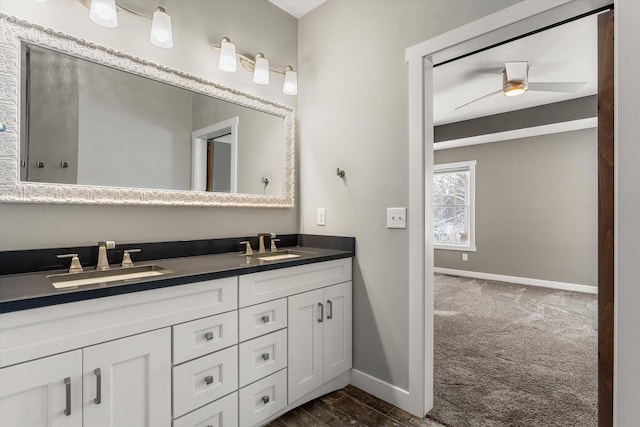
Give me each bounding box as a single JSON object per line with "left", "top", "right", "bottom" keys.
{"left": 96, "top": 241, "right": 115, "bottom": 271}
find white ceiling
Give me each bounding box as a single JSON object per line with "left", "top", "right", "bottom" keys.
{"left": 268, "top": 0, "right": 326, "bottom": 19}
{"left": 433, "top": 13, "right": 598, "bottom": 125}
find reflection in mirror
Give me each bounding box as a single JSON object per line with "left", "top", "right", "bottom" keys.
{"left": 21, "top": 43, "right": 284, "bottom": 195}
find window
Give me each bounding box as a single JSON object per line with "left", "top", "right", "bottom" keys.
{"left": 433, "top": 160, "right": 476, "bottom": 251}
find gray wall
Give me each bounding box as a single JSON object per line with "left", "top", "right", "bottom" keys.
{"left": 298, "top": 0, "right": 521, "bottom": 390}
{"left": 434, "top": 128, "right": 597, "bottom": 286}
{"left": 192, "top": 95, "right": 284, "bottom": 195}
{"left": 78, "top": 59, "right": 193, "bottom": 190}
{"left": 0, "top": 0, "right": 298, "bottom": 250}
{"left": 434, "top": 95, "right": 597, "bottom": 142}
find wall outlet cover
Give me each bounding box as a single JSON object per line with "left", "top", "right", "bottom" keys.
{"left": 317, "top": 208, "right": 326, "bottom": 226}
{"left": 387, "top": 207, "right": 407, "bottom": 229}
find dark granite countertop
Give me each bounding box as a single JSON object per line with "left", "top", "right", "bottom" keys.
{"left": 0, "top": 246, "right": 353, "bottom": 313}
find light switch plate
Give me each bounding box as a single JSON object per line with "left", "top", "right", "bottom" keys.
{"left": 317, "top": 208, "right": 326, "bottom": 226}
{"left": 387, "top": 207, "right": 407, "bottom": 229}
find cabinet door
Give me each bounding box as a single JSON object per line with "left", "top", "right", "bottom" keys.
{"left": 0, "top": 350, "right": 82, "bottom": 427}
{"left": 287, "top": 288, "right": 324, "bottom": 404}
{"left": 83, "top": 328, "right": 171, "bottom": 427}
{"left": 323, "top": 281, "right": 352, "bottom": 382}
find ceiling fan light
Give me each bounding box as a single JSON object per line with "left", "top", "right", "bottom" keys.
{"left": 503, "top": 82, "right": 527, "bottom": 96}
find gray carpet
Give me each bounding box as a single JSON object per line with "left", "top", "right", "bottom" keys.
{"left": 428, "top": 274, "right": 597, "bottom": 427}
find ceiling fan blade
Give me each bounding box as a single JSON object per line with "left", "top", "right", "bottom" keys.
{"left": 454, "top": 89, "right": 503, "bottom": 110}
{"left": 504, "top": 61, "right": 528, "bottom": 82}
{"left": 528, "top": 82, "right": 587, "bottom": 93}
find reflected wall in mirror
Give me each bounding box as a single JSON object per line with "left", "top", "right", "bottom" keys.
{"left": 0, "top": 14, "right": 295, "bottom": 207}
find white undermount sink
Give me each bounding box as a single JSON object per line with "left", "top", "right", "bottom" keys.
{"left": 252, "top": 249, "right": 318, "bottom": 262}
{"left": 47, "top": 264, "right": 175, "bottom": 289}
{"left": 257, "top": 253, "right": 301, "bottom": 261}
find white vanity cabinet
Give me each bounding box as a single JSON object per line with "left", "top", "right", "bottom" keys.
{"left": 82, "top": 328, "right": 171, "bottom": 427}
{"left": 0, "top": 257, "right": 352, "bottom": 427}
{"left": 0, "top": 328, "right": 170, "bottom": 427}
{"left": 0, "top": 350, "right": 82, "bottom": 427}
{"left": 287, "top": 281, "right": 352, "bottom": 403}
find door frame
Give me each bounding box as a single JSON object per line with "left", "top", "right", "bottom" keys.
{"left": 405, "top": 0, "right": 614, "bottom": 422}
{"left": 191, "top": 116, "right": 239, "bottom": 192}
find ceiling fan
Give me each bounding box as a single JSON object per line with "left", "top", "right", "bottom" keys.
{"left": 455, "top": 61, "right": 587, "bottom": 110}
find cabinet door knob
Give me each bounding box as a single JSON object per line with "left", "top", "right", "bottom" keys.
{"left": 261, "top": 315, "right": 270, "bottom": 323}
{"left": 204, "top": 375, "right": 214, "bottom": 386}
{"left": 261, "top": 395, "right": 270, "bottom": 404}
{"left": 64, "top": 377, "right": 71, "bottom": 416}
{"left": 204, "top": 331, "right": 214, "bottom": 341}
{"left": 262, "top": 353, "right": 270, "bottom": 361}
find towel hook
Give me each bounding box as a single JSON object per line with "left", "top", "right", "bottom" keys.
{"left": 336, "top": 168, "right": 345, "bottom": 178}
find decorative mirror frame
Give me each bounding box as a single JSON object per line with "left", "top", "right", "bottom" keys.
{"left": 0, "top": 14, "right": 295, "bottom": 208}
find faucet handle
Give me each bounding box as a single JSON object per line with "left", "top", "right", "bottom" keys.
{"left": 239, "top": 241, "right": 253, "bottom": 255}
{"left": 121, "top": 249, "right": 141, "bottom": 268}
{"left": 57, "top": 253, "right": 83, "bottom": 273}
{"left": 270, "top": 239, "right": 280, "bottom": 252}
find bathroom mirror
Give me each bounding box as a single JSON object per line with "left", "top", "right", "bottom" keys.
{"left": 0, "top": 14, "right": 295, "bottom": 207}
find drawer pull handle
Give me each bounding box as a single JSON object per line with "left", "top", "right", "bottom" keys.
{"left": 204, "top": 331, "right": 214, "bottom": 341}
{"left": 262, "top": 353, "right": 270, "bottom": 361}
{"left": 261, "top": 395, "right": 270, "bottom": 404}
{"left": 327, "top": 299, "right": 333, "bottom": 320}
{"left": 204, "top": 375, "right": 214, "bottom": 386}
{"left": 64, "top": 377, "right": 71, "bottom": 416}
{"left": 261, "top": 315, "right": 270, "bottom": 323}
{"left": 318, "top": 302, "right": 324, "bottom": 323}
{"left": 94, "top": 368, "right": 102, "bottom": 405}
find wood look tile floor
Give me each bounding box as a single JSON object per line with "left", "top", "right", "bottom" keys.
{"left": 266, "top": 385, "right": 445, "bottom": 427}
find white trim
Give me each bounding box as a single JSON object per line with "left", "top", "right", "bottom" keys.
{"left": 434, "top": 267, "right": 597, "bottom": 294}
{"left": 433, "top": 160, "right": 476, "bottom": 253}
{"left": 434, "top": 117, "right": 598, "bottom": 151}
{"left": 191, "top": 117, "right": 239, "bottom": 193}
{"left": 350, "top": 369, "right": 411, "bottom": 412}
{"left": 434, "top": 244, "right": 476, "bottom": 252}
{"left": 405, "top": 0, "right": 610, "bottom": 419}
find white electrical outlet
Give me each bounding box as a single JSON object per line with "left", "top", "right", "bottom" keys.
{"left": 462, "top": 253, "right": 468, "bottom": 261}
{"left": 387, "top": 207, "right": 407, "bottom": 229}
{"left": 317, "top": 208, "right": 326, "bottom": 226}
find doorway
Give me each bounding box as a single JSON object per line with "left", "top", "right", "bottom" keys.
{"left": 405, "top": 1, "right": 614, "bottom": 426}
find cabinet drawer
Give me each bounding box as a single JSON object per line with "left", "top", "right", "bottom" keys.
{"left": 239, "top": 329, "right": 287, "bottom": 388}
{"left": 239, "top": 369, "right": 287, "bottom": 427}
{"left": 239, "top": 298, "right": 287, "bottom": 342}
{"left": 173, "top": 391, "right": 238, "bottom": 427}
{"left": 173, "top": 346, "right": 238, "bottom": 418}
{"left": 239, "top": 258, "right": 352, "bottom": 307}
{"left": 173, "top": 311, "right": 238, "bottom": 365}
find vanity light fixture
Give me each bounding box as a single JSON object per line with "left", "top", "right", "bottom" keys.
{"left": 89, "top": 0, "right": 118, "bottom": 28}
{"left": 253, "top": 53, "right": 270, "bottom": 85}
{"left": 213, "top": 37, "right": 298, "bottom": 95}
{"left": 218, "top": 37, "right": 238, "bottom": 72}
{"left": 80, "top": 0, "right": 174, "bottom": 49}
{"left": 150, "top": 7, "right": 173, "bottom": 48}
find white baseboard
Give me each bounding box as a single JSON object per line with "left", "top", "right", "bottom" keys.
{"left": 434, "top": 267, "right": 598, "bottom": 294}
{"left": 350, "top": 369, "right": 413, "bottom": 414}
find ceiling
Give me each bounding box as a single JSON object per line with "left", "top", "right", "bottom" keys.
{"left": 433, "top": 13, "right": 598, "bottom": 126}
{"left": 268, "top": 0, "right": 326, "bottom": 19}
